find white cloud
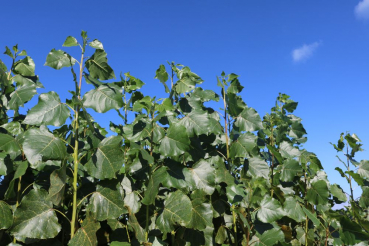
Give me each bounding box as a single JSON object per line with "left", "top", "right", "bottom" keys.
{"left": 292, "top": 42, "right": 321, "bottom": 62}
{"left": 355, "top": 0, "right": 369, "bottom": 20}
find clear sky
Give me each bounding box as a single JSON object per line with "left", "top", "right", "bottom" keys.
{"left": 1, "top": 1, "right": 369, "bottom": 199}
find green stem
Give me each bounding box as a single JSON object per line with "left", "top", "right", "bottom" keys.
{"left": 70, "top": 109, "right": 79, "bottom": 238}
{"left": 70, "top": 52, "right": 84, "bottom": 238}
{"left": 347, "top": 145, "right": 354, "bottom": 201}
{"left": 171, "top": 230, "right": 176, "bottom": 245}
{"left": 13, "top": 176, "right": 22, "bottom": 243}
{"left": 232, "top": 204, "right": 238, "bottom": 246}
{"left": 305, "top": 215, "right": 308, "bottom": 246}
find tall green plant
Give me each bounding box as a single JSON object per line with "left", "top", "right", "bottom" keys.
{"left": 0, "top": 32, "right": 369, "bottom": 246}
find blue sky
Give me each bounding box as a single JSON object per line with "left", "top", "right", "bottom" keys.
{"left": 1, "top": 1, "right": 369, "bottom": 198}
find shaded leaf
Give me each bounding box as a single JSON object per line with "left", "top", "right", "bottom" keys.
{"left": 155, "top": 64, "right": 169, "bottom": 93}
{"left": 0, "top": 133, "right": 21, "bottom": 153}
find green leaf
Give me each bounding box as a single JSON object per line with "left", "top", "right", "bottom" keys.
{"left": 155, "top": 64, "right": 169, "bottom": 93}
{"left": 159, "top": 124, "right": 190, "bottom": 157}
{"left": 128, "top": 211, "right": 145, "bottom": 243}
{"left": 88, "top": 182, "right": 125, "bottom": 221}
{"left": 63, "top": 36, "right": 78, "bottom": 47}
{"left": 234, "top": 107, "right": 263, "bottom": 132}
{"left": 89, "top": 39, "right": 104, "bottom": 50}
{"left": 68, "top": 215, "right": 100, "bottom": 246}
{"left": 23, "top": 91, "right": 70, "bottom": 126}
{"left": 174, "top": 67, "right": 203, "bottom": 94}
{"left": 247, "top": 157, "right": 269, "bottom": 179}
{"left": 8, "top": 80, "right": 37, "bottom": 110}
{"left": 177, "top": 109, "right": 210, "bottom": 137}
{"left": 280, "top": 158, "right": 302, "bottom": 182}
{"left": 11, "top": 189, "right": 61, "bottom": 241}
{"left": 5, "top": 161, "right": 28, "bottom": 200}
{"left": 230, "top": 132, "right": 258, "bottom": 158}
{"left": 253, "top": 228, "right": 285, "bottom": 246}
{"left": 4, "top": 46, "right": 14, "bottom": 58}
{"left": 358, "top": 160, "right": 369, "bottom": 178}
{"left": 306, "top": 180, "right": 329, "bottom": 205}
{"left": 227, "top": 75, "right": 244, "bottom": 94}
{"left": 283, "top": 102, "right": 298, "bottom": 113}
{"left": 283, "top": 197, "right": 305, "bottom": 222}
{"left": 257, "top": 196, "right": 284, "bottom": 223}
{"left": 85, "top": 49, "right": 115, "bottom": 80}
{"left": 302, "top": 207, "right": 320, "bottom": 227}
{"left": 215, "top": 226, "right": 227, "bottom": 244}
{"left": 44, "top": 49, "right": 76, "bottom": 70}
{"left": 23, "top": 126, "right": 67, "bottom": 169}
{"left": 1, "top": 121, "right": 23, "bottom": 135}
{"left": 330, "top": 184, "right": 347, "bottom": 202}
{"left": 142, "top": 167, "right": 167, "bottom": 205}
{"left": 279, "top": 141, "right": 300, "bottom": 158}
{"left": 0, "top": 133, "right": 21, "bottom": 153}
{"left": 289, "top": 122, "right": 307, "bottom": 138}
{"left": 226, "top": 184, "right": 245, "bottom": 204}
{"left": 156, "top": 190, "right": 192, "bottom": 234}
{"left": 188, "top": 190, "right": 213, "bottom": 230}
{"left": 188, "top": 159, "right": 215, "bottom": 195}
{"left": 227, "top": 93, "right": 246, "bottom": 117}
{"left": 14, "top": 56, "right": 35, "bottom": 76}
{"left": 85, "top": 136, "right": 124, "bottom": 179}
{"left": 48, "top": 165, "right": 67, "bottom": 206}
{"left": 83, "top": 84, "right": 123, "bottom": 113}
{"left": 0, "top": 201, "right": 13, "bottom": 229}
{"left": 121, "top": 176, "right": 141, "bottom": 213}
{"left": 360, "top": 187, "right": 369, "bottom": 208}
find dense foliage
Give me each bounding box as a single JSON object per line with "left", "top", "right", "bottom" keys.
{"left": 0, "top": 31, "right": 369, "bottom": 246}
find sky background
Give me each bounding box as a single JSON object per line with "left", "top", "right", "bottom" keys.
{"left": 1, "top": 1, "right": 369, "bottom": 199}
